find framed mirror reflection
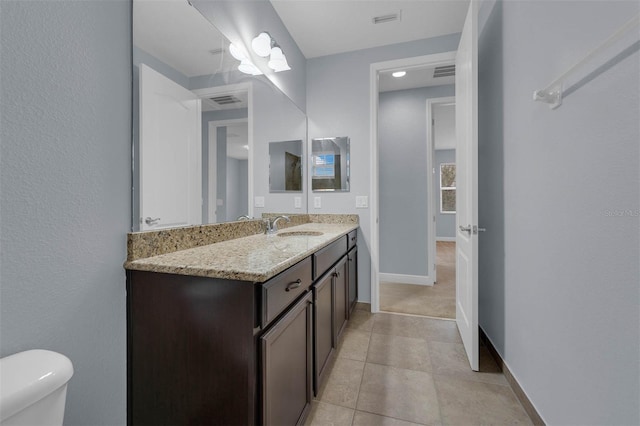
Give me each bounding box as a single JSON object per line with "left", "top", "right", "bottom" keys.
{"left": 311, "top": 137, "right": 350, "bottom": 192}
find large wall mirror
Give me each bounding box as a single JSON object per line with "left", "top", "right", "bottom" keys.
{"left": 132, "top": 0, "right": 307, "bottom": 231}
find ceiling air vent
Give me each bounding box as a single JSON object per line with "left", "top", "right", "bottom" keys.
{"left": 372, "top": 11, "right": 401, "bottom": 24}
{"left": 210, "top": 95, "right": 242, "bottom": 105}
{"left": 433, "top": 65, "right": 455, "bottom": 78}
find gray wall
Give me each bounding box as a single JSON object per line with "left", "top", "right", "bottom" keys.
{"left": 226, "top": 158, "right": 248, "bottom": 220}
{"left": 252, "top": 79, "right": 307, "bottom": 217}
{"left": 378, "top": 85, "right": 455, "bottom": 276}
{"left": 478, "top": 1, "right": 639, "bottom": 424}
{"left": 307, "top": 34, "right": 460, "bottom": 302}
{"left": 435, "top": 149, "right": 456, "bottom": 239}
{"left": 0, "top": 1, "right": 130, "bottom": 425}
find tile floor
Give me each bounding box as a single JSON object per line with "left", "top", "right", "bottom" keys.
{"left": 305, "top": 305, "right": 533, "bottom": 426}
{"left": 380, "top": 242, "right": 456, "bottom": 319}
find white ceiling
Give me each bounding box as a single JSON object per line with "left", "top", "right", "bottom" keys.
{"left": 270, "top": 0, "right": 470, "bottom": 59}
{"left": 133, "top": 0, "right": 236, "bottom": 77}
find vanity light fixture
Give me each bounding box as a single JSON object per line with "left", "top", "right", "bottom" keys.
{"left": 252, "top": 32, "right": 292, "bottom": 73}
{"left": 392, "top": 71, "right": 407, "bottom": 78}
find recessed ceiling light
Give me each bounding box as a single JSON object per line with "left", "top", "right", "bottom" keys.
{"left": 392, "top": 71, "right": 406, "bottom": 78}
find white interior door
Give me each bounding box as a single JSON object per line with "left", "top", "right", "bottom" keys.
{"left": 455, "top": 0, "right": 480, "bottom": 371}
{"left": 139, "top": 63, "right": 201, "bottom": 230}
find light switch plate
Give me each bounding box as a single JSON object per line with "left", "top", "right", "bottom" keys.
{"left": 254, "top": 196, "right": 265, "bottom": 208}
{"left": 356, "top": 196, "right": 369, "bottom": 208}
{"left": 294, "top": 197, "right": 302, "bottom": 209}
{"left": 314, "top": 197, "right": 322, "bottom": 209}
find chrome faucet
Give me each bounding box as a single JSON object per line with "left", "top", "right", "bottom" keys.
{"left": 236, "top": 215, "right": 252, "bottom": 221}
{"left": 264, "top": 215, "right": 291, "bottom": 235}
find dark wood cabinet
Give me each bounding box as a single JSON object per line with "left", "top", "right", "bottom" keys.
{"left": 312, "top": 270, "right": 334, "bottom": 395}
{"left": 126, "top": 232, "right": 358, "bottom": 425}
{"left": 347, "top": 246, "right": 358, "bottom": 315}
{"left": 261, "top": 291, "right": 313, "bottom": 426}
{"left": 333, "top": 256, "right": 348, "bottom": 342}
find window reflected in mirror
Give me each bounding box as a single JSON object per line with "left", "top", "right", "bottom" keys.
{"left": 311, "top": 137, "right": 350, "bottom": 192}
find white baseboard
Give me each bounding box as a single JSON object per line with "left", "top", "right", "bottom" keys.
{"left": 379, "top": 273, "right": 433, "bottom": 286}
{"left": 436, "top": 236, "right": 456, "bottom": 242}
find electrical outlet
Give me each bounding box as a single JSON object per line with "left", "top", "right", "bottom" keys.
{"left": 294, "top": 197, "right": 302, "bottom": 209}
{"left": 314, "top": 197, "right": 322, "bottom": 209}
{"left": 254, "top": 196, "right": 265, "bottom": 208}
{"left": 355, "top": 196, "right": 369, "bottom": 208}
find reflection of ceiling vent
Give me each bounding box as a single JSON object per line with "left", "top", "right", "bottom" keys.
{"left": 210, "top": 95, "right": 242, "bottom": 105}
{"left": 227, "top": 132, "right": 239, "bottom": 138}
{"left": 373, "top": 11, "right": 401, "bottom": 24}
{"left": 433, "top": 65, "right": 455, "bottom": 78}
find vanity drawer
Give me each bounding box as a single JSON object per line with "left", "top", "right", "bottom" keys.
{"left": 347, "top": 230, "right": 357, "bottom": 251}
{"left": 262, "top": 256, "right": 313, "bottom": 326}
{"left": 313, "top": 236, "right": 347, "bottom": 279}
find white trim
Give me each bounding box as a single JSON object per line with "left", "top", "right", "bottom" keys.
{"left": 371, "top": 52, "right": 456, "bottom": 314}
{"left": 436, "top": 236, "right": 456, "bottom": 242}
{"left": 193, "top": 83, "right": 254, "bottom": 220}
{"left": 379, "top": 273, "right": 433, "bottom": 286}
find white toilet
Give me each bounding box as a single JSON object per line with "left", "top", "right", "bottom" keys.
{"left": 0, "top": 350, "right": 73, "bottom": 426}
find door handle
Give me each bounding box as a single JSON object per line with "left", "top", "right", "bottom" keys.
{"left": 145, "top": 217, "right": 161, "bottom": 226}
{"left": 459, "top": 225, "right": 472, "bottom": 233}
{"left": 473, "top": 225, "right": 486, "bottom": 234}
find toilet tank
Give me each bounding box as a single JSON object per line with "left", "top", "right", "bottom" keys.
{"left": 0, "top": 350, "right": 74, "bottom": 426}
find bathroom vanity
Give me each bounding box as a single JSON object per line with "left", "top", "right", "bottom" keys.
{"left": 125, "top": 218, "right": 358, "bottom": 426}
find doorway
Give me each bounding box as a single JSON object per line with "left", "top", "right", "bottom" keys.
{"left": 377, "top": 87, "right": 457, "bottom": 319}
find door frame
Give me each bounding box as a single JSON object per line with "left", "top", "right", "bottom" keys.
{"left": 193, "top": 83, "right": 254, "bottom": 222}
{"left": 208, "top": 118, "right": 249, "bottom": 223}
{"left": 369, "top": 51, "right": 457, "bottom": 313}
{"left": 426, "top": 96, "right": 456, "bottom": 283}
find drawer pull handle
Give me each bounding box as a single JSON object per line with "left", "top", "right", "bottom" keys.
{"left": 285, "top": 279, "right": 302, "bottom": 292}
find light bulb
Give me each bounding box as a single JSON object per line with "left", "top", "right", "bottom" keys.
{"left": 268, "top": 47, "right": 291, "bottom": 72}
{"left": 229, "top": 43, "right": 246, "bottom": 61}
{"left": 392, "top": 71, "right": 406, "bottom": 78}
{"left": 251, "top": 32, "right": 272, "bottom": 57}
{"left": 238, "top": 59, "right": 262, "bottom": 75}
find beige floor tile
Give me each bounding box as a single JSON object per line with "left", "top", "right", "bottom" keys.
{"left": 366, "top": 333, "right": 432, "bottom": 373}
{"left": 353, "top": 411, "right": 425, "bottom": 426}
{"left": 316, "top": 358, "right": 365, "bottom": 409}
{"left": 355, "top": 302, "right": 371, "bottom": 311}
{"left": 372, "top": 313, "right": 431, "bottom": 339}
{"left": 420, "top": 318, "right": 462, "bottom": 344}
{"left": 372, "top": 313, "right": 461, "bottom": 344}
{"left": 356, "top": 363, "right": 441, "bottom": 425}
{"left": 304, "top": 401, "right": 355, "bottom": 426}
{"left": 346, "top": 309, "right": 375, "bottom": 332}
{"left": 435, "top": 376, "right": 533, "bottom": 425}
{"left": 429, "top": 341, "right": 507, "bottom": 385}
{"left": 337, "top": 329, "right": 371, "bottom": 362}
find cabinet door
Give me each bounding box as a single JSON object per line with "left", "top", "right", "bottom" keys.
{"left": 261, "top": 292, "right": 313, "bottom": 426}
{"left": 347, "top": 247, "right": 358, "bottom": 315}
{"left": 313, "top": 271, "right": 334, "bottom": 395}
{"left": 333, "top": 256, "right": 348, "bottom": 343}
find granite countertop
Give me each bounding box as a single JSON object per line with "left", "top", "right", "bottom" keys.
{"left": 124, "top": 222, "right": 358, "bottom": 282}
